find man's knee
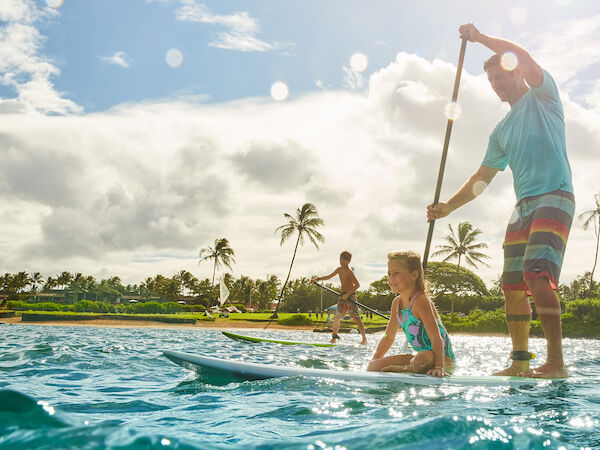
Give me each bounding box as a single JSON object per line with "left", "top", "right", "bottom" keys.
{"left": 525, "top": 277, "right": 554, "bottom": 297}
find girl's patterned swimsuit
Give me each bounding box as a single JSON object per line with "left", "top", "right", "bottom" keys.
{"left": 396, "top": 292, "right": 455, "bottom": 362}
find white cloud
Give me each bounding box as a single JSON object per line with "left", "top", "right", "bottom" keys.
{"left": 175, "top": 0, "right": 289, "bottom": 52}
{"left": 524, "top": 15, "right": 600, "bottom": 97}
{"left": 0, "top": 51, "right": 598, "bottom": 290}
{"left": 100, "top": 51, "right": 130, "bottom": 68}
{"left": 0, "top": 0, "right": 80, "bottom": 114}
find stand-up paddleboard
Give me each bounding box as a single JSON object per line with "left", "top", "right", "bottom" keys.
{"left": 222, "top": 331, "right": 336, "bottom": 347}
{"left": 163, "top": 350, "right": 550, "bottom": 387}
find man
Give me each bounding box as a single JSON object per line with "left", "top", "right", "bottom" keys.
{"left": 427, "top": 23, "right": 574, "bottom": 378}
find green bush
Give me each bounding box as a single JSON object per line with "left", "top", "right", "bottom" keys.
{"left": 565, "top": 298, "right": 600, "bottom": 321}
{"left": 183, "top": 305, "right": 206, "bottom": 312}
{"left": 443, "top": 309, "right": 507, "bottom": 333}
{"left": 8, "top": 300, "right": 33, "bottom": 310}
{"left": 234, "top": 303, "right": 247, "bottom": 313}
{"left": 73, "top": 300, "right": 99, "bottom": 312}
{"left": 278, "top": 314, "right": 313, "bottom": 326}
{"left": 162, "top": 302, "right": 184, "bottom": 314}
{"left": 126, "top": 301, "right": 165, "bottom": 314}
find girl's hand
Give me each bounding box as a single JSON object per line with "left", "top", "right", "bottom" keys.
{"left": 427, "top": 367, "right": 449, "bottom": 378}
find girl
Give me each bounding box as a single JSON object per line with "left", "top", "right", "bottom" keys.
{"left": 367, "top": 251, "right": 455, "bottom": 377}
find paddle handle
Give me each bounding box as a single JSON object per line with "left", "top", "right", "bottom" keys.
{"left": 422, "top": 38, "right": 467, "bottom": 270}
{"left": 313, "top": 282, "right": 390, "bottom": 320}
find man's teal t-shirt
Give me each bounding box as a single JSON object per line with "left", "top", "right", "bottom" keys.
{"left": 482, "top": 68, "right": 573, "bottom": 201}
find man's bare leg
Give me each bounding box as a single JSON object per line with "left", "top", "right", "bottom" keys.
{"left": 519, "top": 277, "right": 568, "bottom": 378}
{"left": 493, "top": 289, "right": 532, "bottom": 376}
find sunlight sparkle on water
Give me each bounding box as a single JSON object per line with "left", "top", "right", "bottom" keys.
{"left": 350, "top": 53, "right": 368, "bottom": 72}
{"left": 166, "top": 49, "right": 183, "bottom": 67}
{"left": 444, "top": 102, "right": 462, "bottom": 120}
{"left": 510, "top": 7, "right": 527, "bottom": 25}
{"left": 501, "top": 52, "right": 518, "bottom": 71}
{"left": 270, "top": 82, "right": 289, "bottom": 101}
{"left": 46, "top": 0, "right": 63, "bottom": 8}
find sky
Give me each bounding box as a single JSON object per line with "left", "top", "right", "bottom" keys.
{"left": 1, "top": 0, "right": 600, "bottom": 290}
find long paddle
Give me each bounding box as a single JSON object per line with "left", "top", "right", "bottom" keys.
{"left": 313, "top": 282, "right": 390, "bottom": 320}
{"left": 422, "top": 38, "right": 467, "bottom": 269}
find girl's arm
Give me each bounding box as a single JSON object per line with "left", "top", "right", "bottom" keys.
{"left": 371, "top": 297, "right": 400, "bottom": 360}
{"left": 412, "top": 295, "right": 447, "bottom": 377}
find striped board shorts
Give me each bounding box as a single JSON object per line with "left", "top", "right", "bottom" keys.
{"left": 502, "top": 189, "right": 575, "bottom": 292}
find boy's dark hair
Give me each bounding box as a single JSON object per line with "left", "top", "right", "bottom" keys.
{"left": 483, "top": 53, "right": 502, "bottom": 72}
{"left": 340, "top": 251, "right": 352, "bottom": 261}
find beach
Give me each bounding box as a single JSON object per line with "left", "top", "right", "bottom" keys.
{"left": 2, "top": 315, "right": 511, "bottom": 336}
{"left": 2, "top": 315, "right": 320, "bottom": 331}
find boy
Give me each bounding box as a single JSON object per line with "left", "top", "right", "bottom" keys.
{"left": 312, "top": 251, "right": 367, "bottom": 344}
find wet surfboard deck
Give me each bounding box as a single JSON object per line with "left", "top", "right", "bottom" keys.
{"left": 163, "top": 350, "right": 551, "bottom": 387}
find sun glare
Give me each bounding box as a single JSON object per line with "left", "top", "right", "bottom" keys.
{"left": 350, "top": 53, "right": 368, "bottom": 73}
{"left": 473, "top": 181, "right": 488, "bottom": 196}
{"left": 444, "top": 102, "right": 462, "bottom": 120}
{"left": 501, "top": 52, "right": 518, "bottom": 71}
{"left": 166, "top": 49, "right": 183, "bottom": 68}
{"left": 271, "top": 82, "right": 289, "bottom": 101}
{"left": 509, "top": 7, "right": 527, "bottom": 25}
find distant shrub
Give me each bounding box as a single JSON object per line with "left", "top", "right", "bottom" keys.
{"left": 278, "top": 314, "right": 313, "bottom": 326}
{"left": 162, "top": 302, "right": 184, "bottom": 314}
{"left": 565, "top": 299, "right": 600, "bottom": 321}
{"left": 233, "top": 304, "right": 247, "bottom": 313}
{"left": 183, "top": 305, "right": 206, "bottom": 312}
{"left": 7, "top": 301, "right": 31, "bottom": 311}
{"left": 126, "top": 301, "right": 165, "bottom": 314}
{"left": 74, "top": 300, "right": 99, "bottom": 312}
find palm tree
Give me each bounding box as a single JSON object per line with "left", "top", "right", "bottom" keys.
{"left": 272, "top": 203, "right": 324, "bottom": 318}
{"left": 177, "top": 270, "right": 195, "bottom": 296}
{"left": 57, "top": 271, "right": 73, "bottom": 290}
{"left": 12, "top": 272, "right": 31, "bottom": 293}
{"left": 29, "top": 272, "right": 44, "bottom": 292}
{"left": 198, "top": 238, "right": 236, "bottom": 289}
{"left": 578, "top": 193, "right": 600, "bottom": 296}
{"left": 432, "top": 221, "right": 490, "bottom": 316}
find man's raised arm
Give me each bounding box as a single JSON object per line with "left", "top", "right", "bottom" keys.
{"left": 459, "top": 23, "right": 543, "bottom": 87}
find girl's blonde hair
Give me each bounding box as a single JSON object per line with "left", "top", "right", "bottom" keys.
{"left": 387, "top": 250, "right": 431, "bottom": 298}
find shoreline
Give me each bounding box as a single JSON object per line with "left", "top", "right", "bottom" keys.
{"left": 2, "top": 316, "right": 510, "bottom": 336}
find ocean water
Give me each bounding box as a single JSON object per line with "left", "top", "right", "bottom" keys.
{"left": 0, "top": 325, "right": 599, "bottom": 449}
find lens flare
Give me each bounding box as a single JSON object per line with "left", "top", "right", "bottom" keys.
{"left": 473, "top": 180, "right": 488, "bottom": 196}
{"left": 444, "top": 102, "right": 462, "bottom": 120}
{"left": 166, "top": 49, "right": 183, "bottom": 67}
{"left": 509, "top": 7, "right": 527, "bottom": 25}
{"left": 46, "top": 0, "right": 63, "bottom": 8}
{"left": 501, "top": 52, "right": 518, "bottom": 71}
{"left": 271, "top": 82, "right": 289, "bottom": 101}
{"left": 350, "top": 53, "right": 368, "bottom": 72}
